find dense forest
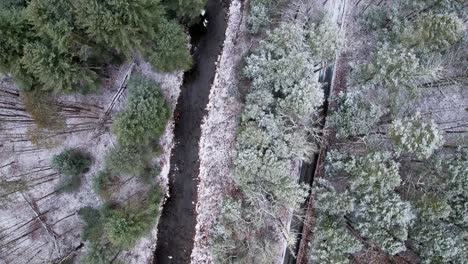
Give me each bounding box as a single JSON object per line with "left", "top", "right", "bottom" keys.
{"left": 0, "top": 0, "right": 466, "bottom": 263}
{"left": 0, "top": 0, "right": 203, "bottom": 93}
{"left": 0, "top": 0, "right": 206, "bottom": 263}
{"left": 211, "top": 0, "right": 467, "bottom": 263}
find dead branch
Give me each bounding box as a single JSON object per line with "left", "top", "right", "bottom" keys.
{"left": 20, "top": 192, "right": 61, "bottom": 259}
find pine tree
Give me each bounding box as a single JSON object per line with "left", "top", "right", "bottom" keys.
{"left": 105, "top": 144, "right": 150, "bottom": 175}
{"left": 21, "top": 41, "right": 99, "bottom": 93}
{"left": 2, "top": 0, "right": 193, "bottom": 94}
{"left": 51, "top": 149, "right": 91, "bottom": 177}
{"left": 313, "top": 178, "right": 354, "bottom": 215}
{"left": 246, "top": 0, "right": 285, "bottom": 33}
{"left": 328, "top": 91, "right": 386, "bottom": 139}
{"left": 25, "top": 0, "right": 80, "bottom": 53}
{"left": 435, "top": 148, "right": 468, "bottom": 227}
{"left": 213, "top": 22, "right": 326, "bottom": 262}
{"left": 244, "top": 24, "right": 324, "bottom": 120}
{"left": 51, "top": 149, "right": 92, "bottom": 192}
{"left": 335, "top": 152, "right": 401, "bottom": 195}
{"left": 390, "top": 113, "right": 444, "bottom": 159}
{"left": 0, "top": 0, "right": 27, "bottom": 9}
{"left": 145, "top": 19, "right": 192, "bottom": 72}
{"left": 162, "top": 0, "right": 206, "bottom": 23}
{"left": 411, "top": 220, "right": 466, "bottom": 263}
{"left": 247, "top": 0, "right": 272, "bottom": 33}
{"left": 74, "top": 0, "right": 164, "bottom": 57}
{"left": 78, "top": 206, "right": 104, "bottom": 243}
{"left": 309, "top": 214, "right": 362, "bottom": 264}
{"left": 307, "top": 21, "right": 344, "bottom": 63}
{"left": 234, "top": 146, "right": 308, "bottom": 209}
{"left": 399, "top": 13, "right": 465, "bottom": 54}
{"left": 103, "top": 188, "right": 161, "bottom": 248}
{"left": 327, "top": 151, "right": 415, "bottom": 255}
{"left": 353, "top": 43, "right": 423, "bottom": 89}
{"left": 0, "top": 8, "right": 35, "bottom": 89}
{"left": 113, "top": 75, "right": 170, "bottom": 147}
{"left": 414, "top": 194, "right": 451, "bottom": 222}
{"left": 354, "top": 191, "right": 414, "bottom": 255}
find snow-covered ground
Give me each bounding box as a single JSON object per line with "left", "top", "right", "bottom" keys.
{"left": 0, "top": 60, "right": 183, "bottom": 263}
{"left": 119, "top": 60, "right": 183, "bottom": 264}
{"left": 191, "top": 0, "right": 250, "bottom": 262}
{"left": 191, "top": 0, "right": 350, "bottom": 262}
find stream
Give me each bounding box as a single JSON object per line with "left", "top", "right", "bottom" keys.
{"left": 152, "top": 0, "right": 229, "bottom": 263}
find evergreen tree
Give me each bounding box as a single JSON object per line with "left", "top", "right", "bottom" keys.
{"left": 327, "top": 151, "right": 415, "bottom": 255}
{"left": 74, "top": 0, "right": 164, "bottom": 56}
{"left": 309, "top": 214, "right": 362, "bottom": 264}
{"left": 103, "top": 188, "right": 161, "bottom": 248}
{"left": 334, "top": 152, "right": 401, "bottom": 195}
{"left": 213, "top": 22, "right": 327, "bottom": 262}
{"left": 390, "top": 113, "right": 444, "bottom": 159}
{"left": 399, "top": 13, "right": 465, "bottom": 53}
{"left": 78, "top": 206, "right": 104, "bottom": 243}
{"left": 0, "top": 0, "right": 27, "bottom": 9}
{"left": 1, "top": 0, "right": 192, "bottom": 94}
{"left": 51, "top": 149, "right": 91, "bottom": 177}
{"left": 246, "top": 0, "right": 285, "bottom": 33}
{"left": 414, "top": 194, "right": 451, "bottom": 222}
{"left": 313, "top": 178, "right": 354, "bottom": 215}
{"left": 105, "top": 144, "right": 150, "bottom": 175}
{"left": 234, "top": 146, "right": 308, "bottom": 209}
{"left": 92, "top": 170, "right": 118, "bottom": 200}
{"left": 81, "top": 243, "right": 120, "bottom": 264}
{"left": 247, "top": 0, "right": 272, "bottom": 33}
{"left": 51, "top": 149, "right": 92, "bottom": 192}
{"left": 145, "top": 19, "right": 192, "bottom": 72}
{"left": 435, "top": 148, "right": 468, "bottom": 227}
{"left": 398, "top": 0, "right": 467, "bottom": 17}
{"left": 21, "top": 41, "right": 99, "bottom": 93}
{"left": 307, "top": 21, "right": 344, "bottom": 63}
{"left": 0, "top": 9, "right": 35, "bottom": 89}
{"left": 411, "top": 221, "right": 466, "bottom": 264}
{"left": 353, "top": 191, "right": 414, "bottom": 255}
{"left": 212, "top": 199, "right": 247, "bottom": 263}
{"left": 162, "top": 0, "right": 206, "bottom": 23}
{"left": 244, "top": 24, "right": 324, "bottom": 120}
{"left": 113, "top": 75, "right": 170, "bottom": 148}
{"left": 328, "top": 91, "right": 386, "bottom": 139}
{"left": 25, "top": 0, "right": 80, "bottom": 53}
{"left": 106, "top": 74, "right": 170, "bottom": 178}
{"left": 353, "top": 43, "right": 428, "bottom": 89}
{"left": 400, "top": 149, "right": 467, "bottom": 263}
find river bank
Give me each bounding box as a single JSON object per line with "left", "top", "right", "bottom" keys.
{"left": 153, "top": 0, "right": 230, "bottom": 263}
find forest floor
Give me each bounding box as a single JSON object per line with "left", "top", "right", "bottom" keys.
{"left": 191, "top": 0, "right": 249, "bottom": 262}
{"left": 0, "top": 60, "right": 183, "bottom": 263}
{"left": 152, "top": 0, "right": 230, "bottom": 263}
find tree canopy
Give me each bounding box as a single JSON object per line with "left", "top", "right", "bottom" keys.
{"left": 0, "top": 0, "right": 198, "bottom": 93}
{"left": 390, "top": 113, "right": 444, "bottom": 159}
{"left": 113, "top": 75, "right": 170, "bottom": 147}
{"left": 213, "top": 19, "right": 343, "bottom": 262}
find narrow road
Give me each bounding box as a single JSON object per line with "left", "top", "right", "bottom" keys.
{"left": 153, "top": 1, "right": 229, "bottom": 263}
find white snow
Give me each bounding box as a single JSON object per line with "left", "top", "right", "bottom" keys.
{"left": 0, "top": 59, "right": 183, "bottom": 264}
{"left": 191, "top": 1, "right": 250, "bottom": 262}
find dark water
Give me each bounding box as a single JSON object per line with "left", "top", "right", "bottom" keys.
{"left": 153, "top": 1, "right": 229, "bottom": 263}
